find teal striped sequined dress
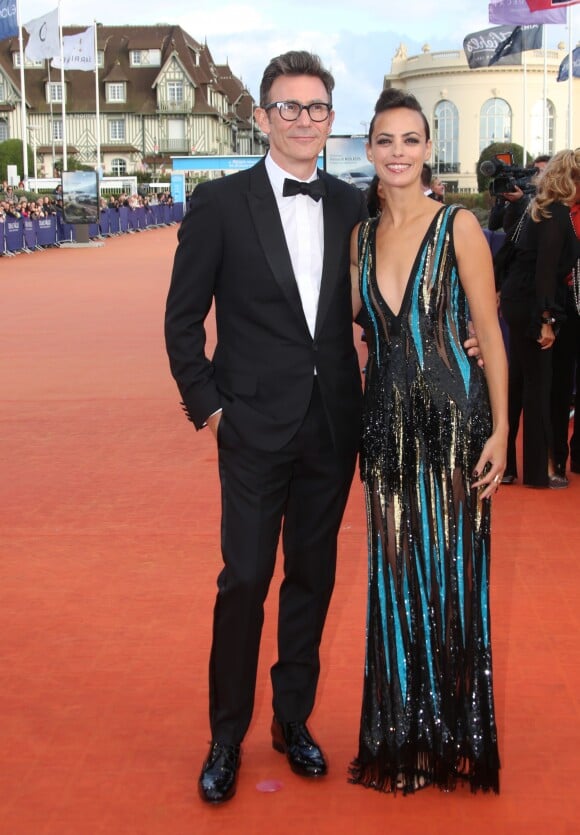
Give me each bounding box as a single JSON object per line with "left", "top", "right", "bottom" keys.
{"left": 350, "top": 206, "right": 500, "bottom": 794}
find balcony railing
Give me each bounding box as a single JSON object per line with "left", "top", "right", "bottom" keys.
{"left": 158, "top": 138, "right": 190, "bottom": 153}
{"left": 157, "top": 100, "right": 190, "bottom": 113}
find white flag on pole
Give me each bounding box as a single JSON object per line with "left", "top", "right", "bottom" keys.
{"left": 52, "top": 27, "right": 96, "bottom": 71}
{"left": 24, "top": 8, "right": 60, "bottom": 61}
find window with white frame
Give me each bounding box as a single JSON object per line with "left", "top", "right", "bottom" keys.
{"left": 130, "top": 49, "right": 161, "bottom": 67}
{"left": 46, "top": 82, "right": 64, "bottom": 103}
{"left": 108, "top": 119, "right": 126, "bottom": 141}
{"left": 97, "top": 51, "right": 105, "bottom": 69}
{"left": 480, "top": 98, "right": 512, "bottom": 151}
{"left": 0, "top": 119, "right": 8, "bottom": 141}
{"left": 530, "top": 99, "right": 555, "bottom": 157}
{"left": 167, "top": 81, "right": 184, "bottom": 104}
{"left": 52, "top": 119, "right": 63, "bottom": 141}
{"left": 13, "top": 53, "right": 43, "bottom": 69}
{"left": 111, "top": 157, "right": 127, "bottom": 176}
{"left": 434, "top": 100, "right": 459, "bottom": 174}
{"left": 106, "top": 83, "right": 126, "bottom": 103}
{"left": 0, "top": 78, "right": 5, "bottom": 102}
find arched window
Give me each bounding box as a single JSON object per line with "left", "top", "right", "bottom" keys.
{"left": 530, "top": 99, "right": 555, "bottom": 157}
{"left": 111, "top": 158, "right": 127, "bottom": 176}
{"left": 480, "top": 98, "right": 512, "bottom": 151}
{"left": 0, "top": 118, "right": 8, "bottom": 142}
{"left": 433, "top": 100, "right": 459, "bottom": 174}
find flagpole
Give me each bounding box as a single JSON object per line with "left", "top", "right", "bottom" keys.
{"left": 47, "top": 62, "right": 56, "bottom": 169}
{"left": 94, "top": 21, "right": 101, "bottom": 173}
{"left": 522, "top": 49, "right": 528, "bottom": 163}
{"left": 567, "top": 6, "right": 573, "bottom": 148}
{"left": 542, "top": 24, "right": 548, "bottom": 154}
{"left": 16, "top": 8, "right": 29, "bottom": 184}
{"left": 58, "top": 0, "right": 67, "bottom": 171}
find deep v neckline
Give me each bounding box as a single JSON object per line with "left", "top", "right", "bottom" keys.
{"left": 371, "top": 207, "right": 446, "bottom": 320}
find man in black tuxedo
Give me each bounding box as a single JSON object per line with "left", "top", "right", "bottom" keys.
{"left": 165, "top": 51, "right": 367, "bottom": 803}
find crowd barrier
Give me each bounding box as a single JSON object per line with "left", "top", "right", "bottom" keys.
{"left": 1, "top": 202, "right": 184, "bottom": 255}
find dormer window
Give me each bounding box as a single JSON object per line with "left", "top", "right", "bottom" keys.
{"left": 46, "top": 82, "right": 65, "bottom": 103}
{"left": 130, "top": 49, "right": 161, "bottom": 67}
{"left": 106, "top": 82, "right": 126, "bottom": 103}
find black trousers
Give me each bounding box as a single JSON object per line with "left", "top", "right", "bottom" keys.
{"left": 210, "top": 380, "right": 357, "bottom": 745}
{"left": 551, "top": 293, "right": 580, "bottom": 469}
{"left": 501, "top": 299, "right": 552, "bottom": 486}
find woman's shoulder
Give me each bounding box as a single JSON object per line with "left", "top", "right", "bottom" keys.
{"left": 444, "top": 203, "right": 482, "bottom": 236}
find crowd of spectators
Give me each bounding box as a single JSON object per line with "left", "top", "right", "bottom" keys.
{"left": 102, "top": 190, "right": 173, "bottom": 211}
{"left": 1, "top": 181, "right": 173, "bottom": 225}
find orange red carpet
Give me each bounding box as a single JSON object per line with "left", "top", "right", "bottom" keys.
{"left": 1, "top": 228, "right": 579, "bottom": 834}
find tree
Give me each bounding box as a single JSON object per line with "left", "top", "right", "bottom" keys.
{"left": 476, "top": 142, "right": 532, "bottom": 193}
{"left": 0, "top": 140, "right": 34, "bottom": 183}
{"left": 53, "top": 156, "right": 93, "bottom": 173}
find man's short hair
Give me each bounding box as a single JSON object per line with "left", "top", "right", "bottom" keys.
{"left": 259, "top": 51, "right": 334, "bottom": 108}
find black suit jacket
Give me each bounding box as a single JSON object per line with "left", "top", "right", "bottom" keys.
{"left": 165, "top": 157, "right": 367, "bottom": 454}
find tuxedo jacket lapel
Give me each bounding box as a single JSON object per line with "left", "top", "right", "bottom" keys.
{"left": 247, "top": 160, "right": 311, "bottom": 337}
{"left": 315, "top": 173, "right": 343, "bottom": 339}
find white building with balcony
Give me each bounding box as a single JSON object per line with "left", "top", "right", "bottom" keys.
{"left": 0, "top": 25, "right": 263, "bottom": 179}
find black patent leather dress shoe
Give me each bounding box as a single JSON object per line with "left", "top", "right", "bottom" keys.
{"left": 271, "top": 717, "right": 327, "bottom": 777}
{"left": 198, "top": 741, "right": 241, "bottom": 804}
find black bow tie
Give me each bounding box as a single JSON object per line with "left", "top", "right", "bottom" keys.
{"left": 282, "top": 177, "right": 326, "bottom": 202}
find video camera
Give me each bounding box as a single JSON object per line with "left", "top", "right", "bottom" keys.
{"left": 480, "top": 152, "right": 538, "bottom": 197}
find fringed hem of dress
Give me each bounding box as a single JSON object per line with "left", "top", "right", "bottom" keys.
{"left": 348, "top": 754, "right": 500, "bottom": 795}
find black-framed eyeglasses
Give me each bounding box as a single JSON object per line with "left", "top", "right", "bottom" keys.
{"left": 264, "top": 100, "right": 332, "bottom": 122}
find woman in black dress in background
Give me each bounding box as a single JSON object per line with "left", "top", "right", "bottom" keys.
{"left": 501, "top": 149, "right": 580, "bottom": 488}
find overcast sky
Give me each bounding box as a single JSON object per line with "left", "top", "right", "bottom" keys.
{"left": 19, "top": 1, "right": 573, "bottom": 134}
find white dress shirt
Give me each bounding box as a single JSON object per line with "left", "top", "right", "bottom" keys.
{"left": 265, "top": 153, "right": 324, "bottom": 338}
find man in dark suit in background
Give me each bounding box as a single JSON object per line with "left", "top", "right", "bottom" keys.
{"left": 165, "top": 51, "right": 367, "bottom": 804}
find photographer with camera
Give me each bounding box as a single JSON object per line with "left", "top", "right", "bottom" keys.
{"left": 487, "top": 154, "right": 550, "bottom": 237}
{"left": 499, "top": 149, "right": 580, "bottom": 490}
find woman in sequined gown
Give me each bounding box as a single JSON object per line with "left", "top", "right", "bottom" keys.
{"left": 348, "top": 90, "right": 508, "bottom": 795}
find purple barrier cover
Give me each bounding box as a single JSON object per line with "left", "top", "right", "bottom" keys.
{"left": 58, "top": 219, "right": 75, "bottom": 242}
{"left": 23, "top": 219, "right": 37, "bottom": 250}
{"left": 36, "top": 217, "right": 57, "bottom": 246}
{"left": 5, "top": 218, "right": 24, "bottom": 252}
{"left": 119, "top": 206, "right": 129, "bottom": 233}
{"left": 173, "top": 202, "right": 184, "bottom": 222}
{"left": 108, "top": 209, "right": 120, "bottom": 235}
{"left": 99, "top": 209, "right": 110, "bottom": 236}
{"left": 126, "top": 208, "right": 137, "bottom": 231}
{"left": 135, "top": 206, "right": 146, "bottom": 229}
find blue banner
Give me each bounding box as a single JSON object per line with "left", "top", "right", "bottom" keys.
{"left": 557, "top": 46, "right": 580, "bottom": 81}
{"left": 170, "top": 172, "right": 186, "bottom": 206}
{"left": 0, "top": 0, "right": 18, "bottom": 41}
